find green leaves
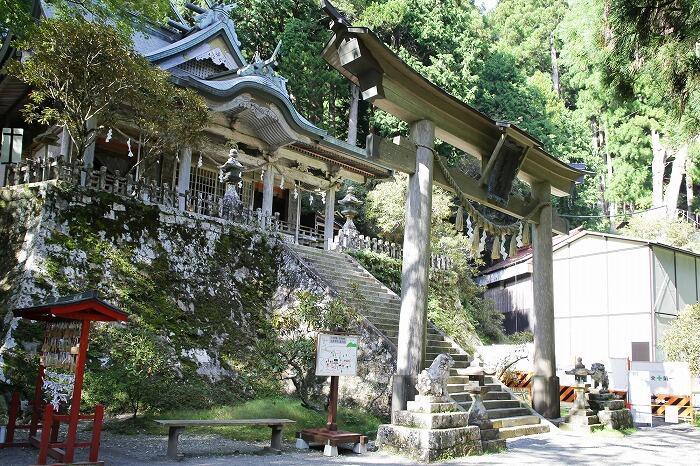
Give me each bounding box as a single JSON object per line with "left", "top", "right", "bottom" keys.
{"left": 9, "top": 16, "right": 209, "bottom": 165}
{"left": 661, "top": 302, "right": 700, "bottom": 376}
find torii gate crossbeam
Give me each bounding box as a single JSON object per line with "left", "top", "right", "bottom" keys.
{"left": 321, "top": 1, "right": 582, "bottom": 420}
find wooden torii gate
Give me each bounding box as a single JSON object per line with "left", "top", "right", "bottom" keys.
{"left": 321, "top": 1, "right": 582, "bottom": 419}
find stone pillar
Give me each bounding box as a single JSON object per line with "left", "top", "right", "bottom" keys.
{"left": 531, "top": 180, "right": 560, "bottom": 419}
{"left": 393, "top": 119, "right": 435, "bottom": 414}
{"left": 262, "top": 163, "right": 274, "bottom": 217}
{"left": 177, "top": 147, "right": 192, "bottom": 210}
{"left": 324, "top": 187, "right": 337, "bottom": 250}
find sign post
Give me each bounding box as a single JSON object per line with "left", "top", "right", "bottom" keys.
{"left": 296, "top": 333, "right": 367, "bottom": 456}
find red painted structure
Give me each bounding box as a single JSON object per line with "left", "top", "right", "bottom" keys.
{"left": 0, "top": 291, "right": 128, "bottom": 465}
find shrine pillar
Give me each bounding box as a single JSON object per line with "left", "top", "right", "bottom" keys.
{"left": 392, "top": 119, "right": 434, "bottom": 414}
{"left": 531, "top": 180, "right": 560, "bottom": 418}
{"left": 262, "top": 162, "right": 274, "bottom": 217}
{"left": 177, "top": 147, "right": 192, "bottom": 210}
{"left": 324, "top": 186, "right": 337, "bottom": 250}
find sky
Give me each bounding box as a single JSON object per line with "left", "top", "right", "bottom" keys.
{"left": 475, "top": 0, "right": 498, "bottom": 12}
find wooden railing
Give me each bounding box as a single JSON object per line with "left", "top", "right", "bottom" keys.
{"left": 2, "top": 157, "right": 308, "bottom": 237}
{"left": 332, "top": 228, "right": 452, "bottom": 271}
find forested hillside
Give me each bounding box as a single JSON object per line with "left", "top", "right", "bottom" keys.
{"left": 227, "top": 0, "right": 699, "bottom": 231}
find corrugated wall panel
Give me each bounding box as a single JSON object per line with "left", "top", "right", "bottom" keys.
{"left": 568, "top": 235, "right": 608, "bottom": 316}
{"left": 605, "top": 238, "right": 651, "bottom": 315}
{"left": 675, "top": 252, "right": 696, "bottom": 309}
{"left": 654, "top": 247, "right": 678, "bottom": 315}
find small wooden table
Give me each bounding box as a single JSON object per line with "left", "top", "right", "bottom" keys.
{"left": 154, "top": 419, "right": 296, "bottom": 459}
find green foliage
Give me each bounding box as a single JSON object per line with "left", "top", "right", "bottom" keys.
{"left": 8, "top": 16, "right": 209, "bottom": 167}
{"left": 85, "top": 325, "right": 176, "bottom": 418}
{"left": 661, "top": 302, "right": 700, "bottom": 375}
{"left": 507, "top": 331, "right": 534, "bottom": 344}
{"left": 1, "top": 0, "right": 171, "bottom": 37}
{"left": 349, "top": 249, "right": 504, "bottom": 348}
{"left": 256, "top": 291, "right": 359, "bottom": 409}
{"left": 621, "top": 215, "right": 700, "bottom": 253}
{"left": 104, "top": 396, "right": 385, "bottom": 440}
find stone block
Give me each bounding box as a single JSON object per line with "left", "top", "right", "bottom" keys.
{"left": 377, "top": 424, "right": 481, "bottom": 452}
{"left": 590, "top": 399, "right": 625, "bottom": 411}
{"left": 481, "top": 439, "right": 506, "bottom": 453}
{"left": 597, "top": 409, "right": 634, "bottom": 430}
{"left": 393, "top": 411, "right": 469, "bottom": 429}
{"left": 407, "top": 400, "right": 458, "bottom": 413}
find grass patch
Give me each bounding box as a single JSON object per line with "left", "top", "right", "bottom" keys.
{"left": 104, "top": 397, "right": 386, "bottom": 441}
{"left": 591, "top": 426, "right": 637, "bottom": 438}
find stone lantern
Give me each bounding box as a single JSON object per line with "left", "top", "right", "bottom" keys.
{"left": 219, "top": 148, "right": 244, "bottom": 219}
{"left": 560, "top": 357, "right": 604, "bottom": 432}
{"left": 338, "top": 185, "right": 362, "bottom": 232}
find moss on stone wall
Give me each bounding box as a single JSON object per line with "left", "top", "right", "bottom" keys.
{"left": 0, "top": 182, "right": 283, "bottom": 411}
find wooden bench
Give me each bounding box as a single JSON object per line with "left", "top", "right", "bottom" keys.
{"left": 154, "top": 419, "right": 296, "bottom": 459}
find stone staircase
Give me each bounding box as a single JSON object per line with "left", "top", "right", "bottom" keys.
{"left": 289, "top": 244, "right": 549, "bottom": 440}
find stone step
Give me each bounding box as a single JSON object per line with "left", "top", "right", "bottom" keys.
{"left": 483, "top": 399, "right": 523, "bottom": 410}
{"left": 485, "top": 407, "right": 532, "bottom": 420}
{"left": 497, "top": 423, "right": 549, "bottom": 439}
{"left": 491, "top": 415, "right": 541, "bottom": 429}
{"left": 483, "top": 391, "right": 511, "bottom": 401}
{"left": 426, "top": 352, "right": 469, "bottom": 361}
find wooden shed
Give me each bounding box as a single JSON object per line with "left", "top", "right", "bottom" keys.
{"left": 477, "top": 230, "right": 700, "bottom": 365}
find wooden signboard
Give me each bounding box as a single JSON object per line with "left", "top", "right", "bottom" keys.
{"left": 315, "top": 333, "right": 359, "bottom": 377}
{"left": 298, "top": 333, "right": 366, "bottom": 456}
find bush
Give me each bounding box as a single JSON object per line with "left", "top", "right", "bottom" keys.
{"left": 661, "top": 302, "right": 700, "bottom": 375}
{"left": 85, "top": 324, "right": 177, "bottom": 418}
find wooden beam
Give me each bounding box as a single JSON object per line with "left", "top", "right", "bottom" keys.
{"left": 479, "top": 133, "right": 507, "bottom": 187}
{"left": 366, "top": 134, "right": 568, "bottom": 234}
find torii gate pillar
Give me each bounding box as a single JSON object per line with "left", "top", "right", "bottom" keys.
{"left": 531, "top": 181, "right": 560, "bottom": 418}
{"left": 392, "top": 119, "right": 435, "bottom": 414}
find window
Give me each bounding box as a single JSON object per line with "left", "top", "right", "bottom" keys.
{"left": 1, "top": 128, "right": 23, "bottom": 164}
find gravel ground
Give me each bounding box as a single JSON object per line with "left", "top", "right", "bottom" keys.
{"left": 1, "top": 423, "right": 699, "bottom": 465}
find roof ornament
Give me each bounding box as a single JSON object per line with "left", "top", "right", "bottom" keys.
{"left": 189, "top": 2, "right": 237, "bottom": 30}
{"left": 238, "top": 40, "right": 283, "bottom": 79}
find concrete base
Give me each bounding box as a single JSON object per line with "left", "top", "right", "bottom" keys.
{"left": 295, "top": 438, "right": 310, "bottom": 450}
{"left": 532, "top": 375, "right": 561, "bottom": 419}
{"left": 323, "top": 444, "right": 339, "bottom": 457}
{"left": 353, "top": 442, "right": 367, "bottom": 454}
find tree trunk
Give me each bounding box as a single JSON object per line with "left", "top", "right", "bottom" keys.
{"left": 601, "top": 122, "right": 616, "bottom": 228}
{"left": 651, "top": 128, "right": 666, "bottom": 208}
{"left": 549, "top": 33, "right": 561, "bottom": 97}
{"left": 347, "top": 84, "right": 360, "bottom": 145}
{"left": 664, "top": 145, "right": 688, "bottom": 213}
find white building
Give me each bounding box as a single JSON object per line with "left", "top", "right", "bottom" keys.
{"left": 477, "top": 229, "right": 700, "bottom": 366}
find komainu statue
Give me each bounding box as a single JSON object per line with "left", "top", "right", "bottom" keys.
{"left": 590, "top": 362, "right": 609, "bottom": 392}
{"left": 415, "top": 353, "right": 454, "bottom": 397}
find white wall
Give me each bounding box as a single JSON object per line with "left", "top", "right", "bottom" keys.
{"left": 553, "top": 235, "right": 653, "bottom": 371}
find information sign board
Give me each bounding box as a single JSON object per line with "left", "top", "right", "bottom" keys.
{"left": 315, "top": 333, "right": 359, "bottom": 377}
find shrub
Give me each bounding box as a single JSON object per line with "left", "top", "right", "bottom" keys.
{"left": 661, "top": 302, "right": 700, "bottom": 375}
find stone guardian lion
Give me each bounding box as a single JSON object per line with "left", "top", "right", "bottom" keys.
{"left": 415, "top": 353, "right": 454, "bottom": 397}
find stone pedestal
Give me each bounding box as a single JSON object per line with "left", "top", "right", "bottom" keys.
{"left": 560, "top": 386, "right": 604, "bottom": 433}
{"left": 588, "top": 392, "right": 633, "bottom": 430}
{"left": 466, "top": 386, "right": 506, "bottom": 452}
{"left": 377, "top": 395, "right": 483, "bottom": 462}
